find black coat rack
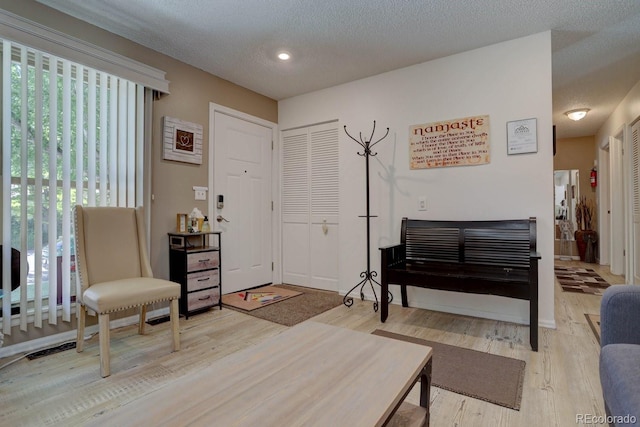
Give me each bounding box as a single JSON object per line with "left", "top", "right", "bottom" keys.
{"left": 343, "top": 121, "right": 392, "bottom": 312}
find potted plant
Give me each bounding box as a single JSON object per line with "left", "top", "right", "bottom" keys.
{"left": 575, "top": 196, "right": 598, "bottom": 262}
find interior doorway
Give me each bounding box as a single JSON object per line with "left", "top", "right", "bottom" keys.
{"left": 554, "top": 169, "right": 579, "bottom": 259}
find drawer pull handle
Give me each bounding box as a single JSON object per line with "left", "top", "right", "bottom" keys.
{"left": 199, "top": 259, "right": 211, "bottom": 263}
{"left": 198, "top": 295, "right": 212, "bottom": 301}
{"left": 197, "top": 277, "right": 210, "bottom": 282}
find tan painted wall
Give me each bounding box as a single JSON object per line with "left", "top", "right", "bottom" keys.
{"left": 0, "top": 0, "right": 277, "bottom": 346}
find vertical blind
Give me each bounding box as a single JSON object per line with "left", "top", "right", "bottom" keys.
{"left": 1, "top": 39, "right": 146, "bottom": 335}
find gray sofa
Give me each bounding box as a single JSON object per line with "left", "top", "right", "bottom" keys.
{"left": 600, "top": 285, "right": 640, "bottom": 426}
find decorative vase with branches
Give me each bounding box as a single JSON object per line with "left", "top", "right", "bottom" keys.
{"left": 575, "top": 196, "right": 595, "bottom": 231}
{"left": 575, "top": 196, "right": 597, "bottom": 262}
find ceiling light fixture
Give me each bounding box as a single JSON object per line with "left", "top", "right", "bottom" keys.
{"left": 277, "top": 52, "right": 290, "bottom": 61}
{"left": 565, "top": 108, "right": 590, "bottom": 121}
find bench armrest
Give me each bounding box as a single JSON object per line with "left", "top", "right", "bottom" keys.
{"left": 379, "top": 243, "right": 406, "bottom": 269}
{"left": 600, "top": 285, "right": 640, "bottom": 347}
{"left": 530, "top": 251, "right": 541, "bottom": 260}
{"left": 379, "top": 243, "right": 403, "bottom": 250}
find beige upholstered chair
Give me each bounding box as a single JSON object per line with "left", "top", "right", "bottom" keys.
{"left": 73, "top": 205, "right": 180, "bottom": 377}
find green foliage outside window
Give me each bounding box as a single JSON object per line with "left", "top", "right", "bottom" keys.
{"left": 6, "top": 57, "right": 107, "bottom": 250}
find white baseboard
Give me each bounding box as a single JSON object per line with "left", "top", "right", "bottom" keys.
{"left": 0, "top": 307, "right": 169, "bottom": 359}
{"left": 340, "top": 290, "right": 557, "bottom": 330}
{"left": 554, "top": 255, "right": 580, "bottom": 260}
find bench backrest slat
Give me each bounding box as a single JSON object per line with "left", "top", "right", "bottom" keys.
{"left": 401, "top": 218, "right": 535, "bottom": 268}
{"left": 465, "top": 228, "right": 530, "bottom": 267}
{"left": 405, "top": 226, "right": 459, "bottom": 262}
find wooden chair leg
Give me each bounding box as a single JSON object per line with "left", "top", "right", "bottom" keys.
{"left": 98, "top": 313, "right": 111, "bottom": 378}
{"left": 76, "top": 304, "right": 86, "bottom": 353}
{"left": 138, "top": 305, "right": 147, "bottom": 335}
{"left": 170, "top": 298, "right": 180, "bottom": 352}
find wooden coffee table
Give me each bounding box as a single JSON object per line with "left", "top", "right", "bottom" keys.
{"left": 91, "top": 321, "right": 433, "bottom": 426}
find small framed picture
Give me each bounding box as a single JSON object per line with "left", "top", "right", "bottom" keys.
{"left": 506, "top": 118, "right": 537, "bottom": 155}
{"left": 176, "top": 213, "right": 188, "bottom": 233}
{"left": 163, "top": 117, "right": 203, "bottom": 164}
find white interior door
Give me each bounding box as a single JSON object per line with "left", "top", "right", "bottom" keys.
{"left": 599, "top": 145, "right": 610, "bottom": 266}
{"left": 282, "top": 122, "right": 339, "bottom": 291}
{"left": 631, "top": 120, "right": 640, "bottom": 282}
{"left": 610, "top": 135, "right": 625, "bottom": 275}
{"left": 213, "top": 110, "right": 272, "bottom": 294}
{"left": 282, "top": 128, "right": 310, "bottom": 286}
{"left": 309, "top": 124, "right": 339, "bottom": 290}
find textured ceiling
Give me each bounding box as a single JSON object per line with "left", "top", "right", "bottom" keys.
{"left": 36, "top": 0, "right": 640, "bottom": 139}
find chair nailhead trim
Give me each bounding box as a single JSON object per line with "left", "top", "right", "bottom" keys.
{"left": 82, "top": 296, "right": 179, "bottom": 315}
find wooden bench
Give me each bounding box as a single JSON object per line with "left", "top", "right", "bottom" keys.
{"left": 380, "top": 217, "right": 540, "bottom": 351}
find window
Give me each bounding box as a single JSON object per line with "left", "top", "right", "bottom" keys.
{"left": 1, "top": 38, "right": 146, "bottom": 334}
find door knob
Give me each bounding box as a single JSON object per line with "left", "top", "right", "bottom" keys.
{"left": 216, "top": 215, "right": 230, "bottom": 223}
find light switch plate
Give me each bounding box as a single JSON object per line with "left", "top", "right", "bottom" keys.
{"left": 418, "top": 196, "right": 427, "bottom": 211}
{"left": 193, "top": 186, "right": 208, "bottom": 201}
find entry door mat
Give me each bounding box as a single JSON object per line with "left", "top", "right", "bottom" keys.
{"left": 372, "top": 329, "right": 526, "bottom": 410}
{"left": 554, "top": 266, "right": 610, "bottom": 295}
{"left": 585, "top": 313, "right": 601, "bottom": 344}
{"left": 222, "top": 284, "right": 343, "bottom": 327}
{"left": 221, "top": 285, "right": 302, "bottom": 311}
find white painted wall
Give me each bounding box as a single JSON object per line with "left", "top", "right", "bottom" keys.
{"left": 279, "top": 32, "right": 555, "bottom": 328}
{"left": 596, "top": 79, "right": 640, "bottom": 281}
{"left": 596, "top": 79, "right": 640, "bottom": 145}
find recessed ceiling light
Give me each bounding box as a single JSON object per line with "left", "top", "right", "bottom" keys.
{"left": 277, "top": 52, "right": 291, "bottom": 61}
{"left": 565, "top": 108, "right": 590, "bottom": 121}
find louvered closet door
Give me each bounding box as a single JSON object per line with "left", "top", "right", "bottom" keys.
{"left": 281, "top": 122, "right": 339, "bottom": 291}
{"left": 309, "top": 123, "right": 339, "bottom": 290}
{"left": 632, "top": 120, "right": 640, "bottom": 283}
{"left": 282, "top": 128, "right": 310, "bottom": 286}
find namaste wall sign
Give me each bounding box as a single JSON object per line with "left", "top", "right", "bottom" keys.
{"left": 409, "top": 115, "right": 490, "bottom": 169}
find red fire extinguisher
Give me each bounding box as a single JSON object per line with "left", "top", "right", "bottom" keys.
{"left": 590, "top": 168, "right": 597, "bottom": 188}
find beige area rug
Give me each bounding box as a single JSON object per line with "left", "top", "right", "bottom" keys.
{"left": 222, "top": 284, "right": 343, "bottom": 327}
{"left": 372, "top": 329, "right": 526, "bottom": 410}
{"left": 221, "top": 285, "right": 301, "bottom": 311}
{"left": 585, "top": 313, "right": 601, "bottom": 344}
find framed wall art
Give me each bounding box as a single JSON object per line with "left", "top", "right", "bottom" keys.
{"left": 163, "top": 116, "right": 203, "bottom": 164}
{"left": 506, "top": 118, "right": 537, "bottom": 155}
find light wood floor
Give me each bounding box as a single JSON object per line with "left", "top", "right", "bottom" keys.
{"left": 0, "top": 260, "right": 624, "bottom": 426}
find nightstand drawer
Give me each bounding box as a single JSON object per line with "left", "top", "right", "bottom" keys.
{"left": 187, "top": 270, "right": 220, "bottom": 292}
{"left": 187, "top": 287, "right": 220, "bottom": 312}
{"left": 187, "top": 251, "right": 219, "bottom": 271}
